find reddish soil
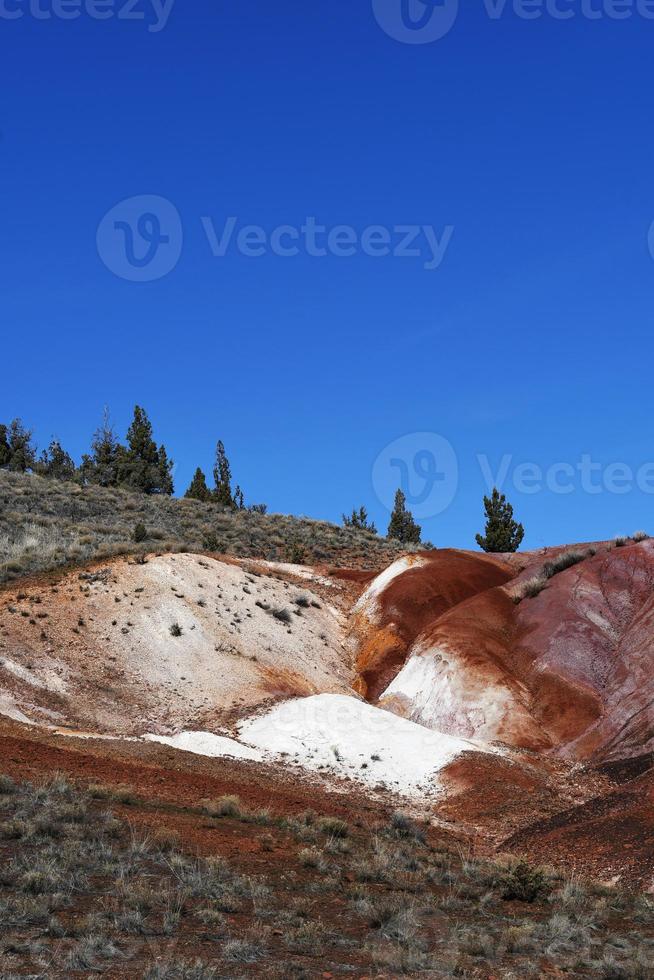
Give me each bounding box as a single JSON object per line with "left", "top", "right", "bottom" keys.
{"left": 504, "top": 767, "right": 654, "bottom": 887}
{"left": 365, "top": 540, "right": 654, "bottom": 762}
{"left": 2, "top": 541, "right": 654, "bottom": 891}
{"left": 352, "top": 550, "right": 514, "bottom": 700}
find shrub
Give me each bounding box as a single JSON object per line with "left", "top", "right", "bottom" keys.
{"left": 0, "top": 774, "right": 17, "bottom": 794}
{"left": 203, "top": 795, "right": 242, "bottom": 818}
{"left": 285, "top": 539, "right": 307, "bottom": 564}
{"left": 521, "top": 576, "right": 548, "bottom": 599}
{"left": 299, "top": 847, "right": 328, "bottom": 872}
{"left": 151, "top": 827, "right": 181, "bottom": 852}
{"left": 500, "top": 860, "right": 552, "bottom": 903}
{"left": 633, "top": 530, "right": 649, "bottom": 542}
{"left": 388, "top": 810, "right": 425, "bottom": 843}
{"left": 202, "top": 531, "right": 220, "bottom": 551}
{"left": 542, "top": 550, "right": 585, "bottom": 579}
{"left": 169, "top": 622, "right": 183, "bottom": 637}
{"left": 133, "top": 522, "right": 148, "bottom": 543}
{"left": 316, "top": 816, "right": 348, "bottom": 838}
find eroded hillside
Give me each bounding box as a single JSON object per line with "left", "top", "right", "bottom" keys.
{"left": 0, "top": 535, "right": 653, "bottom": 889}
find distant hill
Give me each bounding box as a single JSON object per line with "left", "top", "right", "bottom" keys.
{"left": 0, "top": 470, "right": 410, "bottom": 584}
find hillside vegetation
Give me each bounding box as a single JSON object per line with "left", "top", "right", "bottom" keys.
{"left": 1, "top": 772, "right": 652, "bottom": 979}
{"left": 0, "top": 471, "right": 408, "bottom": 585}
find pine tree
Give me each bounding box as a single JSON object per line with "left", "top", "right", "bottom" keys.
{"left": 0, "top": 425, "right": 10, "bottom": 468}
{"left": 38, "top": 440, "right": 76, "bottom": 481}
{"left": 475, "top": 487, "right": 524, "bottom": 553}
{"left": 118, "top": 406, "right": 159, "bottom": 493}
{"left": 79, "top": 408, "right": 122, "bottom": 487}
{"left": 3, "top": 419, "right": 37, "bottom": 473}
{"left": 343, "top": 506, "right": 377, "bottom": 534}
{"left": 157, "top": 444, "right": 174, "bottom": 496}
{"left": 233, "top": 485, "right": 245, "bottom": 510}
{"left": 185, "top": 467, "right": 212, "bottom": 502}
{"left": 387, "top": 489, "right": 421, "bottom": 544}
{"left": 213, "top": 440, "right": 234, "bottom": 507}
{"left": 117, "top": 406, "right": 173, "bottom": 495}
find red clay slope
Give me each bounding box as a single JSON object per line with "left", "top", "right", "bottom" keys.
{"left": 350, "top": 550, "right": 514, "bottom": 700}
{"left": 375, "top": 540, "right": 654, "bottom": 762}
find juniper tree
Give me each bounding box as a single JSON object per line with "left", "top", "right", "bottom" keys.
{"left": 79, "top": 408, "right": 122, "bottom": 488}
{"left": 343, "top": 506, "right": 377, "bottom": 534}
{"left": 118, "top": 406, "right": 159, "bottom": 493}
{"left": 38, "top": 440, "right": 76, "bottom": 481}
{"left": 3, "top": 419, "right": 37, "bottom": 473}
{"left": 213, "top": 440, "right": 234, "bottom": 507}
{"left": 233, "top": 485, "right": 245, "bottom": 511}
{"left": 387, "top": 489, "right": 421, "bottom": 544}
{"left": 157, "top": 444, "right": 174, "bottom": 496}
{"left": 0, "top": 425, "right": 10, "bottom": 468}
{"left": 185, "top": 467, "right": 212, "bottom": 502}
{"left": 118, "top": 406, "right": 173, "bottom": 495}
{"left": 475, "top": 487, "right": 524, "bottom": 553}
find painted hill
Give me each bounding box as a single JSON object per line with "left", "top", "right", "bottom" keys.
{"left": 0, "top": 527, "right": 652, "bottom": 889}
{"left": 354, "top": 541, "right": 654, "bottom": 763}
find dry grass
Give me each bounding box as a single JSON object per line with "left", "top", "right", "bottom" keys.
{"left": 0, "top": 470, "right": 410, "bottom": 584}
{"left": 0, "top": 773, "right": 652, "bottom": 978}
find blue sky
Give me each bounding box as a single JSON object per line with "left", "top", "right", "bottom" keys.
{"left": 2, "top": 0, "right": 654, "bottom": 549}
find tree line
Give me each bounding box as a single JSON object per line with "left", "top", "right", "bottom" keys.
{"left": 345, "top": 486, "right": 524, "bottom": 554}
{"left": 1, "top": 410, "right": 525, "bottom": 551}
{"left": 0, "top": 408, "right": 262, "bottom": 512}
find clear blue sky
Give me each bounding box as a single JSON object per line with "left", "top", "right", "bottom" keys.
{"left": 2, "top": 1, "right": 654, "bottom": 549}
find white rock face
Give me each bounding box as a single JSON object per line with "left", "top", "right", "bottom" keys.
{"left": 380, "top": 644, "right": 519, "bottom": 742}
{"left": 0, "top": 553, "right": 352, "bottom": 733}
{"left": 140, "top": 693, "right": 501, "bottom": 799}
{"left": 144, "top": 730, "right": 263, "bottom": 762}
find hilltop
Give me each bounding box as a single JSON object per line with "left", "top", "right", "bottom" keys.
{"left": 0, "top": 470, "right": 410, "bottom": 585}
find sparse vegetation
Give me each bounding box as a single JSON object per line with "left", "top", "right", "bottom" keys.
{"left": 519, "top": 575, "right": 549, "bottom": 600}
{"left": 202, "top": 795, "right": 242, "bottom": 818}
{"left": 268, "top": 606, "right": 291, "bottom": 625}
{"left": 0, "top": 773, "right": 651, "bottom": 978}
{"left": 0, "top": 470, "right": 410, "bottom": 584}
{"left": 542, "top": 549, "right": 586, "bottom": 579}
{"left": 343, "top": 506, "right": 377, "bottom": 534}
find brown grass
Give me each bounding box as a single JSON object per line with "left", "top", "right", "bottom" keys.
{"left": 0, "top": 772, "right": 652, "bottom": 978}
{"left": 0, "top": 470, "right": 410, "bottom": 584}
